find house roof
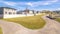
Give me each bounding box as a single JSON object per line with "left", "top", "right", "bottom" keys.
{"left": 0, "top": 7, "right": 16, "bottom": 10}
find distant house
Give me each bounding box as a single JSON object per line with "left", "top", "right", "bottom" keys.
{"left": 0, "top": 7, "right": 17, "bottom": 18}
{"left": 17, "top": 11, "right": 23, "bottom": 14}
{"left": 17, "top": 8, "right": 35, "bottom": 14}
{"left": 29, "top": 10, "right": 35, "bottom": 14}
{"left": 36, "top": 11, "right": 40, "bottom": 14}
{"left": 23, "top": 8, "right": 34, "bottom": 14}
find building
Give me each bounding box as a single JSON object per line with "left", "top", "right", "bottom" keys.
{"left": 29, "top": 10, "right": 35, "bottom": 14}
{"left": 17, "top": 8, "right": 34, "bottom": 14}
{"left": 0, "top": 7, "right": 39, "bottom": 18}
{"left": 24, "top": 8, "right": 35, "bottom": 14}
{"left": 0, "top": 7, "right": 17, "bottom": 18}
{"left": 17, "top": 10, "right": 23, "bottom": 14}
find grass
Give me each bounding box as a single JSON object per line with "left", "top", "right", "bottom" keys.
{"left": 4, "top": 15, "right": 46, "bottom": 29}
{"left": 0, "top": 27, "right": 2, "bottom": 34}
{"left": 55, "top": 18, "right": 60, "bottom": 22}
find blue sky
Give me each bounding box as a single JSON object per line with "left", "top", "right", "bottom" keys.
{"left": 0, "top": 0, "right": 60, "bottom": 11}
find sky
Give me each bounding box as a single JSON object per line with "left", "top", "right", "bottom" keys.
{"left": 0, "top": 0, "right": 60, "bottom": 11}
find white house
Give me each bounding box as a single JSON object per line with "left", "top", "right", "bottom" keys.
{"left": 0, "top": 7, "right": 17, "bottom": 18}
{"left": 17, "top": 8, "right": 34, "bottom": 14}
{"left": 29, "top": 10, "right": 34, "bottom": 14}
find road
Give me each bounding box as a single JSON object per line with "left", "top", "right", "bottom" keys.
{"left": 0, "top": 16, "right": 60, "bottom": 34}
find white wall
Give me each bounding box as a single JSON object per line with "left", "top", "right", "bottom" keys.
{"left": 29, "top": 11, "right": 33, "bottom": 14}
{"left": 3, "top": 14, "right": 34, "bottom": 18}
{"left": 4, "top": 14, "right": 25, "bottom": 18}
{"left": 3, "top": 13, "right": 41, "bottom": 18}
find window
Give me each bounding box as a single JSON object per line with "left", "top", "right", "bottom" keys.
{"left": 13, "top": 12, "right": 15, "bottom": 14}
{"left": 5, "top": 12, "right": 7, "bottom": 14}
{"left": 9, "top": 12, "right": 12, "bottom": 15}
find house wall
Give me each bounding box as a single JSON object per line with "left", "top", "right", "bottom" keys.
{"left": 3, "top": 8, "right": 16, "bottom": 15}
{"left": 0, "top": 8, "right": 3, "bottom": 14}
{"left": 29, "top": 11, "right": 33, "bottom": 14}
{"left": 3, "top": 8, "right": 17, "bottom": 18}
{"left": 0, "top": 8, "right": 3, "bottom": 18}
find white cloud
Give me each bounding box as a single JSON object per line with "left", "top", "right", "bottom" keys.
{"left": 0, "top": 0, "right": 59, "bottom": 7}
{"left": 0, "top": 1, "right": 17, "bottom": 6}
{"left": 56, "top": 8, "right": 60, "bottom": 10}
{"left": 26, "top": 2, "right": 33, "bottom": 6}
{"left": 4, "top": 2, "right": 17, "bottom": 6}
{"left": 25, "top": 0, "right": 59, "bottom": 7}
{"left": 15, "top": 0, "right": 58, "bottom": 7}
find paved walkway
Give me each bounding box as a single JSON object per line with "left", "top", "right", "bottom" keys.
{"left": 0, "top": 16, "right": 60, "bottom": 34}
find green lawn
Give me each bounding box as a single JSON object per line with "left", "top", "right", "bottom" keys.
{"left": 4, "top": 15, "right": 46, "bottom": 29}
{"left": 0, "top": 27, "right": 2, "bottom": 34}
{"left": 55, "top": 18, "right": 60, "bottom": 22}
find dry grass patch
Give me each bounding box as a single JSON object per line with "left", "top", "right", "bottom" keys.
{"left": 55, "top": 18, "right": 60, "bottom": 22}
{"left": 0, "top": 27, "right": 2, "bottom": 34}
{"left": 4, "top": 15, "right": 46, "bottom": 29}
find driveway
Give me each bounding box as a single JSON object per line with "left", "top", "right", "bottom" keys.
{"left": 0, "top": 16, "right": 60, "bottom": 34}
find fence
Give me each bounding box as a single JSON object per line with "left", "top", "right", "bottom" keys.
{"left": 3, "top": 14, "right": 34, "bottom": 18}
{"left": 0, "top": 13, "right": 41, "bottom": 18}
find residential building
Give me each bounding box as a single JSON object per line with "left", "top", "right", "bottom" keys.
{"left": 17, "top": 8, "right": 35, "bottom": 14}
{"left": 0, "top": 7, "right": 17, "bottom": 18}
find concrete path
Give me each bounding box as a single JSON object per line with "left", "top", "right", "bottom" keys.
{"left": 0, "top": 16, "right": 60, "bottom": 34}
{"left": 40, "top": 16, "right": 60, "bottom": 34}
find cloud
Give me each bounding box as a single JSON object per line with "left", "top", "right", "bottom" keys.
{"left": 25, "top": 0, "right": 59, "bottom": 7}
{"left": 0, "top": 1, "right": 17, "bottom": 6}
{"left": 4, "top": 2, "right": 17, "bottom": 6}
{"left": 17, "top": 0, "right": 59, "bottom": 7}
{"left": 26, "top": 2, "right": 33, "bottom": 6}
{"left": 56, "top": 8, "right": 60, "bottom": 10}
{"left": 0, "top": 0, "right": 59, "bottom": 7}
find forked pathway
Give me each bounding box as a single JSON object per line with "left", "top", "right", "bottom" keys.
{"left": 0, "top": 16, "right": 60, "bottom": 34}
